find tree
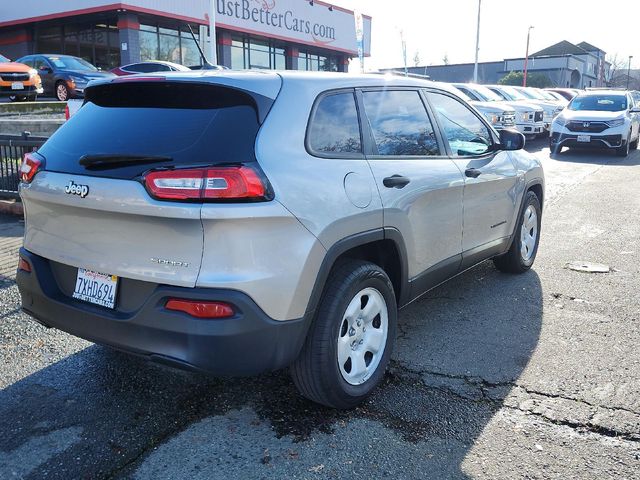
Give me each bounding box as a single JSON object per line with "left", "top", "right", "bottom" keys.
{"left": 498, "top": 71, "right": 552, "bottom": 88}
{"left": 442, "top": 54, "right": 450, "bottom": 65}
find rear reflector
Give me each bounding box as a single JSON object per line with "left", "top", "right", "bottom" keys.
{"left": 20, "top": 152, "right": 42, "bottom": 183}
{"left": 18, "top": 257, "right": 31, "bottom": 273}
{"left": 144, "top": 166, "right": 267, "bottom": 201}
{"left": 165, "top": 299, "right": 235, "bottom": 319}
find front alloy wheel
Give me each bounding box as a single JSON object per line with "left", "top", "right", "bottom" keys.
{"left": 56, "top": 82, "right": 69, "bottom": 101}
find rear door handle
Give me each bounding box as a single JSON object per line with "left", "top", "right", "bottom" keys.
{"left": 383, "top": 175, "right": 411, "bottom": 189}
{"left": 465, "top": 168, "right": 482, "bottom": 178}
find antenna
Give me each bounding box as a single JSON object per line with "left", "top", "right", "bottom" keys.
{"left": 186, "top": 24, "right": 221, "bottom": 70}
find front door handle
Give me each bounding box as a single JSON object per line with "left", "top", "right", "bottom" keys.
{"left": 465, "top": 168, "right": 482, "bottom": 178}
{"left": 383, "top": 175, "right": 411, "bottom": 189}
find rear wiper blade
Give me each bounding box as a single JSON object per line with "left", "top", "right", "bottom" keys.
{"left": 79, "top": 154, "right": 172, "bottom": 170}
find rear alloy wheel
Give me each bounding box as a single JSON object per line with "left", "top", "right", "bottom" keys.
{"left": 616, "top": 133, "right": 630, "bottom": 157}
{"left": 494, "top": 190, "right": 541, "bottom": 274}
{"left": 55, "top": 82, "right": 69, "bottom": 101}
{"left": 291, "top": 260, "right": 397, "bottom": 409}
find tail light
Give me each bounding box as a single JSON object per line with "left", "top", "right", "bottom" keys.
{"left": 64, "top": 104, "right": 70, "bottom": 120}
{"left": 165, "top": 299, "right": 235, "bottom": 319}
{"left": 18, "top": 257, "right": 31, "bottom": 273}
{"left": 20, "top": 152, "right": 42, "bottom": 183}
{"left": 144, "top": 166, "right": 269, "bottom": 202}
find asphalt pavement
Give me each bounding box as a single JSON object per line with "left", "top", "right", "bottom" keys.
{"left": 1, "top": 140, "right": 639, "bottom": 479}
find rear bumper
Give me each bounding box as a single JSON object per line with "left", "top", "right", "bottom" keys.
{"left": 16, "top": 248, "right": 311, "bottom": 376}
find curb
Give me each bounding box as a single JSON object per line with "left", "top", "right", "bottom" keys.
{"left": 0, "top": 199, "right": 24, "bottom": 217}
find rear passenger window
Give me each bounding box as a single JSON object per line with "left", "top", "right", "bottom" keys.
{"left": 362, "top": 90, "right": 439, "bottom": 156}
{"left": 426, "top": 92, "right": 493, "bottom": 157}
{"left": 308, "top": 92, "right": 362, "bottom": 155}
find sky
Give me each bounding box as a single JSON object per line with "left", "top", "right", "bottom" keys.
{"left": 336, "top": 0, "right": 640, "bottom": 73}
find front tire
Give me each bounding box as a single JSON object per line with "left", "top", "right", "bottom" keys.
{"left": 291, "top": 260, "right": 397, "bottom": 409}
{"left": 493, "top": 191, "right": 542, "bottom": 274}
{"left": 55, "top": 81, "right": 69, "bottom": 101}
{"left": 615, "top": 134, "right": 631, "bottom": 157}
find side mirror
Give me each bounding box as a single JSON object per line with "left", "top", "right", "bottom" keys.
{"left": 39, "top": 66, "right": 52, "bottom": 74}
{"left": 497, "top": 129, "right": 525, "bottom": 151}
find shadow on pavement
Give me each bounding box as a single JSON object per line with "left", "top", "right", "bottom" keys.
{"left": 0, "top": 261, "right": 543, "bottom": 479}
{"left": 550, "top": 146, "right": 640, "bottom": 165}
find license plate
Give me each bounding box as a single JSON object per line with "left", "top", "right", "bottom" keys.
{"left": 577, "top": 135, "right": 591, "bottom": 143}
{"left": 73, "top": 268, "right": 118, "bottom": 309}
{"left": 11, "top": 82, "right": 24, "bottom": 90}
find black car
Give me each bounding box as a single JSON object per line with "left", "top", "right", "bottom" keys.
{"left": 16, "top": 54, "right": 115, "bottom": 101}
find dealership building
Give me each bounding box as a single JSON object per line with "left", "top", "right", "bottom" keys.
{"left": 0, "top": 1, "right": 371, "bottom": 72}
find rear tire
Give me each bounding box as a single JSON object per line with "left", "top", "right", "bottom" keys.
{"left": 291, "top": 260, "right": 397, "bottom": 409}
{"left": 493, "top": 191, "right": 542, "bottom": 274}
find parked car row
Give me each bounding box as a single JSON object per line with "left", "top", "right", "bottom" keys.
{"left": 442, "top": 82, "right": 565, "bottom": 140}
{"left": 7, "top": 54, "right": 225, "bottom": 100}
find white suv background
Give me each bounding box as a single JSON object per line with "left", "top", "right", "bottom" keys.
{"left": 550, "top": 90, "right": 640, "bottom": 157}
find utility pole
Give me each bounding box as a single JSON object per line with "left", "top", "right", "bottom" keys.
{"left": 523, "top": 25, "right": 534, "bottom": 87}
{"left": 473, "top": 0, "right": 481, "bottom": 83}
{"left": 209, "top": 0, "right": 218, "bottom": 65}
{"left": 400, "top": 30, "right": 408, "bottom": 77}
{"left": 627, "top": 55, "right": 633, "bottom": 90}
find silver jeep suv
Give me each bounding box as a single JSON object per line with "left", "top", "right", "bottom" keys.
{"left": 17, "top": 71, "right": 544, "bottom": 409}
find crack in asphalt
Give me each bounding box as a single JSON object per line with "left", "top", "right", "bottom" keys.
{"left": 389, "top": 361, "right": 640, "bottom": 443}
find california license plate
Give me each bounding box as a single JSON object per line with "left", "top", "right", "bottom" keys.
{"left": 73, "top": 268, "right": 118, "bottom": 309}
{"left": 577, "top": 135, "right": 591, "bottom": 143}
{"left": 11, "top": 82, "right": 24, "bottom": 90}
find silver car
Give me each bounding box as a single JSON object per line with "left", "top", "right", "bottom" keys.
{"left": 17, "top": 71, "right": 544, "bottom": 409}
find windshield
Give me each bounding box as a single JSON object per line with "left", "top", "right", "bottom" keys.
{"left": 470, "top": 85, "right": 503, "bottom": 102}
{"left": 495, "top": 86, "right": 528, "bottom": 101}
{"left": 568, "top": 95, "right": 628, "bottom": 112}
{"left": 448, "top": 85, "right": 473, "bottom": 102}
{"left": 46, "top": 55, "right": 97, "bottom": 71}
{"left": 0, "top": 54, "right": 9, "bottom": 63}
{"left": 515, "top": 88, "right": 544, "bottom": 100}
{"left": 537, "top": 89, "right": 557, "bottom": 101}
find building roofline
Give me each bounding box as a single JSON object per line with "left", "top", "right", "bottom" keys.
{"left": 0, "top": 1, "right": 372, "bottom": 28}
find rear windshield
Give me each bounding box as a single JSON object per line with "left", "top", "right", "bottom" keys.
{"left": 38, "top": 82, "right": 264, "bottom": 179}
{"left": 569, "top": 95, "right": 627, "bottom": 112}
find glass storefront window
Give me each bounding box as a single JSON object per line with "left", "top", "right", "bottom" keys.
{"left": 36, "top": 22, "right": 121, "bottom": 69}
{"left": 231, "top": 34, "right": 288, "bottom": 70}
{"left": 298, "top": 50, "right": 338, "bottom": 72}
{"left": 139, "top": 29, "right": 159, "bottom": 61}
{"left": 158, "top": 31, "right": 180, "bottom": 63}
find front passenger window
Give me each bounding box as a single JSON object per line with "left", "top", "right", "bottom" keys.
{"left": 426, "top": 92, "right": 493, "bottom": 156}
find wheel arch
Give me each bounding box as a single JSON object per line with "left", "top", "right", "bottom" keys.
{"left": 304, "top": 228, "right": 409, "bottom": 317}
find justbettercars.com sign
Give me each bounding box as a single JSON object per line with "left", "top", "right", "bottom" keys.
{"left": 215, "top": 0, "right": 370, "bottom": 55}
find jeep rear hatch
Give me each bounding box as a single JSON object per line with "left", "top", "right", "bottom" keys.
{"left": 20, "top": 77, "right": 280, "bottom": 289}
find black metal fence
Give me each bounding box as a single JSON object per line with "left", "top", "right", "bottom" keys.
{"left": 0, "top": 133, "right": 48, "bottom": 199}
